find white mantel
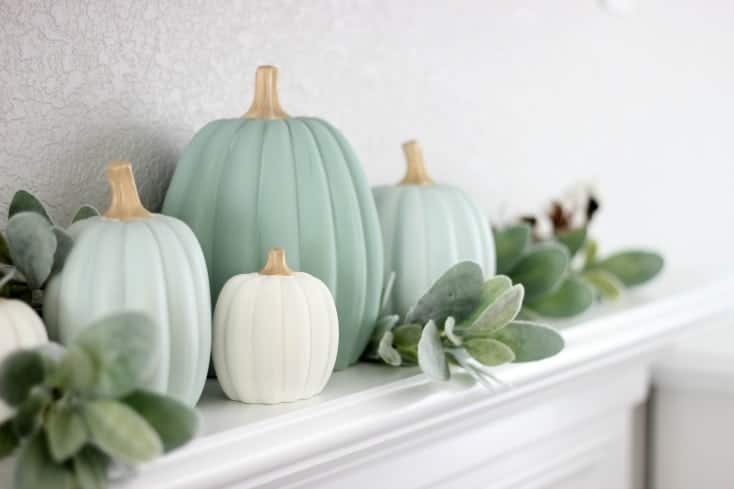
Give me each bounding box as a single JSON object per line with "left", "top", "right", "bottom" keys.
{"left": 101, "top": 269, "right": 732, "bottom": 489}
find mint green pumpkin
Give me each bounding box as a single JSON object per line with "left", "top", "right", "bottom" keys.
{"left": 44, "top": 162, "right": 211, "bottom": 407}
{"left": 373, "top": 141, "right": 495, "bottom": 317}
{"left": 162, "top": 66, "right": 383, "bottom": 370}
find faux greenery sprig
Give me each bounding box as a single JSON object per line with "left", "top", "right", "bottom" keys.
{"left": 494, "top": 187, "right": 664, "bottom": 319}
{"left": 0, "top": 190, "right": 99, "bottom": 307}
{"left": 0, "top": 312, "right": 197, "bottom": 489}
{"left": 364, "top": 262, "right": 565, "bottom": 388}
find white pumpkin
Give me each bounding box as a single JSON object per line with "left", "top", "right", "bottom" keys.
{"left": 213, "top": 249, "right": 338, "bottom": 404}
{"left": 44, "top": 162, "right": 211, "bottom": 407}
{"left": 0, "top": 299, "right": 48, "bottom": 420}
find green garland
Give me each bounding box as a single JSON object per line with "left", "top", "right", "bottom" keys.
{"left": 364, "top": 262, "right": 565, "bottom": 387}
{"left": 1, "top": 190, "right": 99, "bottom": 307}
{"left": 0, "top": 312, "right": 197, "bottom": 489}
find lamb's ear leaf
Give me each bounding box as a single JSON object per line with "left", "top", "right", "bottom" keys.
{"left": 363, "top": 315, "right": 400, "bottom": 361}
{"left": 0, "top": 350, "right": 46, "bottom": 406}
{"left": 393, "top": 323, "right": 422, "bottom": 348}
{"left": 9, "top": 190, "right": 52, "bottom": 223}
{"left": 581, "top": 269, "right": 625, "bottom": 300}
{"left": 464, "top": 338, "right": 515, "bottom": 366}
{"left": 45, "top": 402, "right": 88, "bottom": 462}
{"left": 464, "top": 284, "right": 524, "bottom": 336}
{"left": 121, "top": 390, "right": 198, "bottom": 452}
{"left": 494, "top": 225, "right": 531, "bottom": 274}
{"left": 377, "top": 332, "right": 402, "bottom": 367}
{"left": 72, "top": 312, "right": 158, "bottom": 398}
{"left": 525, "top": 277, "right": 594, "bottom": 318}
{"left": 492, "top": 321, "right": 565, "bottom": 362}
{"left": 417, "top": 320, "right": 450, "bottom": 381}
{"left": 6, "top": 212, "right": 57, "bottom": 289}
{"left": 406, "top": 261, "right": 483, "bottom": 326}
{"left": 51, "top": 227, "right": 73, "bottom": 273}
{"left": 14, "top": 433, "right": 76, "bottom": 489}
{"left": 71, "top": 205, "right": 100, "bottom": 224}
{"left": 463, "top": 275, "right": 513, "bottom": 326}
{"left": 82, "top": 400, "right": 162, "bottom": 464}
{"left": 555, "top": 227, "right": 587, "bottom": 257}
{"left": 72, "top": 447, "right": 109, "bottom": 489}
{"left": 508, "top": 243, "right": 569, "bottom": 300}
{"left": 0, "top": 232, "right": 11, "bottom": 265}
{"left": 0, "top": 420, "right": 19, "bottom": 459}
{"left": 591, "top": 251, "right": 664, "bottom": 287}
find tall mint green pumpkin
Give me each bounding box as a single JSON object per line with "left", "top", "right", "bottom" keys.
{"left": 44, "top": 162, "right": 211, "bottom": 407}
{"left": 373, "top": 141, "right": 496, "bottom": 317}
{"left": 162, "top": 66, "right": 383, "bottom": 370}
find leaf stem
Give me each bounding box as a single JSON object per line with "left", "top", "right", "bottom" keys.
{"left": 0, "top": 268, "right": 17, "bottom": 291}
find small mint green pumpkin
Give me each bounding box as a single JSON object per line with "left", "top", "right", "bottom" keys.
{"left": 162, "top": 66, "right": 383, "bottom": 370}
{"left": 373, "top": 141, "right": 495, "bottom": 317}
{"left": 44, "top": 162, "right": 211, "bottom": 406}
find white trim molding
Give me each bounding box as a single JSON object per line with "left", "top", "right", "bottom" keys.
{"left": 103, "top": 270, "right": 733, "bottom": 489}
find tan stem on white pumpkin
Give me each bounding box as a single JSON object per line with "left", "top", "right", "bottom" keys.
{"left": 399, "top": 140, "right": 434, "bottom": 185}
{"left": 243, "top": 65, "right": 289, "bottom": 119}
{"left": 260, "top": 248, "right": 293, "bottom": 276}
{"left": 103, "top": 161, "right": 152, "bottom": 220}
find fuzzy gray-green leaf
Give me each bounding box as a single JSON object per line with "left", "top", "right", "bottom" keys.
{"left": 508, "top": 243, "right": 569, "bottom": 300}
{"left": 555, "top": 227, "right": 587, "bottom": 257}
{"left": 464, "top": 338, "right": 516, "bottom": 366}
{"left": 581, "top": 269, "right": 624, "bottom": 300}
{"left": 73, "top": 312, "right": 158, "bottom": 398}
{"left": 0, "top": 350, "right": 46, "bottom": 406}
{"left": 591, "top": 251, "right": 664, "bottom": 287}
{"left": 121, "top": 390, "right": 198, "bottom": 452}
{"left": 9, "top": 190, "right": 52, "bottom": 223}
{"left": 525, "top": 276, "right": 594, "bottom": 318}
{"left": 83, "top": 399, "right": 162, "bottom": 464}
{"left": 418, "top": 320, "right": 450, "bottom": 381}
{"left": 46, "top": 402, "right": 88, "bottom": 462}
{"left": 0, "top": 232, "right": 11, "bottom": 265}
{"left": 73, "top": 447, "right": 109, "bottom": 489}
{"left": 463, "top": 275, "right": 512, "bottom": 326}
{"left": 492, "top": 321, "right": 565, "bottom": 362}
{"left": 13, "top": 388, "right": 49, "bottom": 437}
{"left": 0, "top": 420, "right": 19, "bottom": 458}
{"left": 51, "top": 227, "right": 73, "bottom": 273}
{"left": 406, "top": 261, "right": 483, "bottom": 326}
{"left": 494, "top": 225, "right": 531, "bottom": 274}
{"left": 377, "top": 332, "right": 402, "bottom": 366}
{"left": 72, "top": 205, "right": 100, "bottom": 224}
{"left": 363, "top": 315, "right": 400, "bottom": 360}
{"left": 15, "top": 433, "right": 75, "bottom": 489}
{"left": 464, "top": 284, "right": 524, "bottom": 336}
{"left": 393, "top": 323, "right": 422, "bottom": 348}
{"left": 6, "top": 212, "right": 57, "bottom": 289}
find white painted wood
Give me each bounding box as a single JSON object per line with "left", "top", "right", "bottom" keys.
{"left": 100, "top": 271, "right": 733, "bottom": 489}
{"left": 651, "top": 320, "right": 734, "bottom": 489}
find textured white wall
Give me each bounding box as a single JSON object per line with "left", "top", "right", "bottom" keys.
{"left": 1, "top": 0, "right": 732, "bottom": 270}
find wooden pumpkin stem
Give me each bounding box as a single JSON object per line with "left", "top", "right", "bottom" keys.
{"left": 104, "top": 161, "right": 152, "bottom": 221}
{"left": 244, "top": 65, "right": 289, "bottom": 120}
{"left": 260, "top": 248, "right": 294, "bottom": 276}
{"left": 400, "top": 140, "right": 433, "bottom": 185}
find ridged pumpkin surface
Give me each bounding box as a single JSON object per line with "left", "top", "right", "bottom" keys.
{"left": 163, "top": 117, "right": 383, "bottom": 369}
{"left": 43, "top": 215, "right": 212, "bottom": 406}
{"left": 213, "top": 272, "right": 338, "bottom": 404}
{"left": 373, "top": 184, "right": 496, "bottom": 317}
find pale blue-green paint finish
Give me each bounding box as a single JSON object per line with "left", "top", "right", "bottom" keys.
{"left": 373, "top": 184, "right": 496, "bottom": 318}
{"left": 43, "top": 215, "right": 212, "bottom": 407}
{"left": 162, "top": 117, "right": 383, "bottom": 370}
